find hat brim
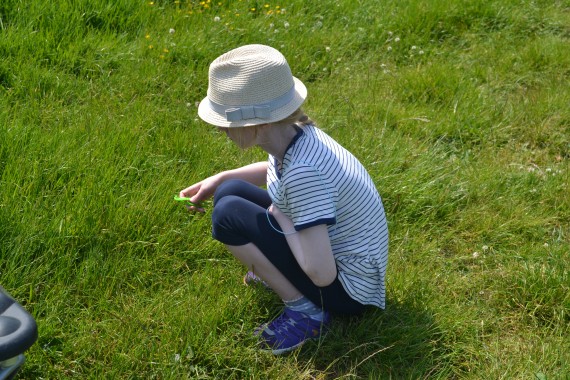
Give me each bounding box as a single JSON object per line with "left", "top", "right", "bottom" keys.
{"left": 197, "top": 77, "right": 307, "bottom": 128}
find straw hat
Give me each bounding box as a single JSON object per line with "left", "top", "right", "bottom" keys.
{"left": 198, "top": 44, "right": 307, "bottom": 128}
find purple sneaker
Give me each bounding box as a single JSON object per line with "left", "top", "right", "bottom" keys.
{"left": 256, "top": 308, "right": 331, "bottom": 355}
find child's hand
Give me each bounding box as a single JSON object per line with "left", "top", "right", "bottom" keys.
{"left": 178, "top": 174, "right": 221, "bottom": 213}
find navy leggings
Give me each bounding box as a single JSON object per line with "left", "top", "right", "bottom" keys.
{"left": 211, "top": 179, "right": 365, "bottom": 315}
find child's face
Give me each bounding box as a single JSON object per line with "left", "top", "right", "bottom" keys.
{"left": 218, "top": 126, "right": 258, "bottom": 149}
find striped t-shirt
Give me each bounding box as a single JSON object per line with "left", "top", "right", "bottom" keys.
{"left": 266, "top": 124, "right": 389, "bottom": 309}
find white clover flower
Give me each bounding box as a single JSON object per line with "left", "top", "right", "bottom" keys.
{"left": 169, "top": 28, "right": 176, "bottom": 34}
{"left": 394, "top": 37, "right": 400, "bottom": 42}
{"left": 482, "top": 245, "right": 489, "bottom": 251}
{"left": 472, "top": 251, "right": 480, "bottom": 258}
{"left": 419, "top": 50, "right": 425, "bottom": 55}
{"left": 269, "top": 23, "right": 274, "bottom": 29}
{"left": 411, "top": 45, "right": 417, "bottom": 50}
{"left": 283, "top": 21, "right": 290, "bottom": 28}
{"left": 214, "top": 16, "right": 220, "bottom": 22}
{"left": 387, "top": 46, "right": 392, "bottom": 51}
{"left": 388, "top": 31, "right": 393, "bottom": 36}
{"left": 325, "top": 46, "right": 331, "bottom": 52}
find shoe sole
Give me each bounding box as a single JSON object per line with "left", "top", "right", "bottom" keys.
{"left": 260, "top": 336, "right": 318, "bottom": 355}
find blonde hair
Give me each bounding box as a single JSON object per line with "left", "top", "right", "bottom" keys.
{"left": 269, "top": 108, "right": 313, "bottom": 129}
{"left": 247, "top": 108, "right": 313, "bottom": 142}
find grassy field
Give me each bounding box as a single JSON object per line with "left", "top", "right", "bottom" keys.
{"left": 1, "top": 0, "right": 569, "bottom": 378}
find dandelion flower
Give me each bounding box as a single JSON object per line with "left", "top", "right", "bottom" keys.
{"left": 145, "top": 34, "right": 151, "bottom": 39}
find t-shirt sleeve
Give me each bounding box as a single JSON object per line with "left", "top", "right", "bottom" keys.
{"left": 282, "top": 163, "right": 337, "bottom": 230}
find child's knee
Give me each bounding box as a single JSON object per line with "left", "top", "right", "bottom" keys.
{"left": 213, "top": 179, "right": 248, "bottom": 204}
{"left": 211, "top": 195, "right": 251, "bottom": 245}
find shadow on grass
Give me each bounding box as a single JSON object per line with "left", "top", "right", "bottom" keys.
{"left": 299, "top": 298, "right": 452, "bottom": 379}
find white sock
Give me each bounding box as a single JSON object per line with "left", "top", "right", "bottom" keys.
{"left": 284, "top": 296, "right": 326, "bottom": 321}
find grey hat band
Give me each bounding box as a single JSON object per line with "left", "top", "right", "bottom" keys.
{"left": 207, "top": 86, "right": 296, "bottom": 122}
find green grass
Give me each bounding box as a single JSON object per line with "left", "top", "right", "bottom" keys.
{"left": 1, "top": 0, "right": 569, "bottom": 378}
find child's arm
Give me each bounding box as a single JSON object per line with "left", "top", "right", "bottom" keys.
{"left": 179, "top": 161, "right": 267, "bottom": 208}
{"left": 270, "top": 204, "right": 337, "bottom": 287}
{"left": 221, "top": 161, "right": 268, "bottom": 187}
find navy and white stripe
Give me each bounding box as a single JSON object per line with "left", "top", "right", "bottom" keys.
{"left": 267, "top": 124, "right": 389, "bottom": 309}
